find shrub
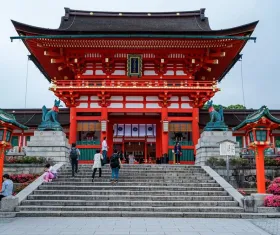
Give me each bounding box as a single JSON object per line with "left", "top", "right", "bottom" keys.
{"left": 264, "top": 195, "right": 280, "bottom": 207}
{"left": 5, "top": 156, "right": 50, "bottom": 164}
{"left": 10, "top": 174, "right": 40, "bottom": 183}
{"left": 230, "top": 158, "right": 249, "bottom": 167}
{"left": 205, "top": 157, "right": 226, "bottom": 167}
{"left": 13, "top": 182, "right": 29, "bottom": 194}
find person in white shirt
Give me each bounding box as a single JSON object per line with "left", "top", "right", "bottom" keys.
{"left": 92, "top": 149, "right": 103, "bottom": 182}
{"left": 102, "top": 137, "right": 108, "bottom": 165}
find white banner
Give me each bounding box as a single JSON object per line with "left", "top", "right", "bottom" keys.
{"left": 132, "top": 124, "right": 139, "bottom": 137}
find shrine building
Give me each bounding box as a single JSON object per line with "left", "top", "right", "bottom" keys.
{"left": 11, "top": 8, "right": 258, "bottom": 163}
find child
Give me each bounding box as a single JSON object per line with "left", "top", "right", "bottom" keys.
{"left": 43, "top": 164, "right": 55, "bottom": 182}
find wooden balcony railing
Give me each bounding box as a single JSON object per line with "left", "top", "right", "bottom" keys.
{"left": 52, "top": 80, "right": 217, "bottom": 90}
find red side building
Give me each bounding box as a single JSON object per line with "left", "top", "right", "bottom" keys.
{"left": 11, "top": 8, "right": 258, "bottom": 163}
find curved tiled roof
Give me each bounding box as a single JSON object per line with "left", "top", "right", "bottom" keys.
{"left": 232, "top": 106, "right": 280, "bottom": 131}
{"left": 0, "top": 109, "right": 28, "bottom": 130}
{"left": 11, "top": 8, "right": 258, "bottom": 35}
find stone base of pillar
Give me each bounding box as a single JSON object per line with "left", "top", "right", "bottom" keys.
{"left": 243, "top": 193, "right": 273, "bottom": 212}
{"left": 195, "top": 131, "right": 240, "bottom": 166}
{"left": 26, "top": 131, "right": 70, "bottom": 163}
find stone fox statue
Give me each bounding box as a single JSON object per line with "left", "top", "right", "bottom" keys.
{"left": 42, "top": 99, "right": 62, "bottom": 123}
{"left": 206, "top": 100, "right": 224, "bottom": 122}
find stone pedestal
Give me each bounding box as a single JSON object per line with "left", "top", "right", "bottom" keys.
{"left": 195, "top": 131, "right": 240, "bottom": 166}
{"left": 26, "top": 131, "right": 70, "bottom": 163}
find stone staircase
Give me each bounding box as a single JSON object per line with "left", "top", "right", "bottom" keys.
{"left": 16, "top": 164, "right": 244, "bottom": 217}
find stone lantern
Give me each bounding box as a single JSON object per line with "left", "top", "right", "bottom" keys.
{"left": 0, "top": 109, "right": 27, "bottom": 189}
{"left": 233, "top": 106, "right": 280, "bottom": 193}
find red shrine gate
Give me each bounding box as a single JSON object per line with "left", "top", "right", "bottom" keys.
{"left": 11, "top": 8, "right": 257, "bottom": 163}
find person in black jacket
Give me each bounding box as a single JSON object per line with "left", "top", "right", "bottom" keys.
{"left": 174, "top": 142, "right": 182, "bottom": 164}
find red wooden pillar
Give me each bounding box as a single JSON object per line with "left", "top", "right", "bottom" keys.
{"left": 100, "top": 106, "right": 108, "bottom": 145}
{"left": 0, "top": 146, "right": 5, "bottom": 190}
{"left": 192, "top": 108, "right": 200, "bottom": 155}
{"left": 69, "top": 107, "right": 77, "bottom": 144}
{"left": 156, "top": 121, "right": 161, "bottom": 159}
{"left": 256, "top": 146, "right": 266, "bottom": 193}
{"left": 161, "top": 107, "right": 169, "bottom": 157}
{"left": 107, "top": 121, "right": 113, "bottom": 157}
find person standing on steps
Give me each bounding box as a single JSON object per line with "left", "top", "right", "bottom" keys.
{"left": 92, "top": 149, "right": 103, "bottom": 182}
{"left": 110, "top": 149, "right": 122, "bottom": 183}
{"left": 69, "top": 143, "right": 80, "bottom": 177}
{"left": 102, "top": 137, "right": 108, "bottom": 165}
{"left": 174, "top": 142, "right": 182, "bottom": 164}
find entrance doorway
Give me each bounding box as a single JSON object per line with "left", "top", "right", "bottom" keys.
{"left": 124, "top": 142, "right": 145, "bottom": 164}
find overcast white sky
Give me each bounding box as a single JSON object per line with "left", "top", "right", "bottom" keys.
{"left": 0, "top": 0, "right": 279, "bottom": 109}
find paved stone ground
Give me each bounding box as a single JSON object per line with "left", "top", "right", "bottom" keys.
{"left": 0, "top": 217, "right": 275, "bottom": 235}
{"left": 251, "top": 219, "right": 280, "bottom": 235}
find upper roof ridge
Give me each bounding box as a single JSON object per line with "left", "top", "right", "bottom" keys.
{"left": 63, "top": 7, "right": 206, "bottom": 19}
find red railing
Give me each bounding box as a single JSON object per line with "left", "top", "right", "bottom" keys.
{"left": 53, "top": 80, "right": 217, "bottom": 89}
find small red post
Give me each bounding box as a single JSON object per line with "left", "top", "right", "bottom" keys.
{"left": 192, "top": 108, "right": 199, "bottom": 155}
{"left": 161, "top": 107, "right": 168, "bottom": 157}
{"left": 100, "top": 106, "right": 108, "bottom": 144}
{"left": 69, "top": 107, "right": 77, "bottom": 144}
{"left": 0, "top": 147, "right": 5, "bottom": 191}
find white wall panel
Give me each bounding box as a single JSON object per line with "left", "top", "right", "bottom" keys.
{"left": 90, "top": 103, "right": 100, "bottom": 108}
{"left": 170, "top": 96, "right": 179, "bottom": 101}
{"left": 146, "top": 96, "right": 159, "bottom": 101}
{"left": 146, "top": 103, "right": 161, "bottom": 108}
{"left": 79, "top": 96, "right": 88, "bottom": 101}
{"left": 181, "top": 96, "right": 190, "bottom": 101}
{"left": 111, "top": 96, "right": 123, "bottom": 101}
{"left": 90, "top": 96, "right": 99, "bottom": 100}
{"left": 126, "top": 96, "right": 144, "bottom": 101}
{"left": 77, "top": 103, "right": 88, "bottom": 108}
{"left": 169, "top": 103, "right": 179, "bottom": 108}
{"left": 126, "top": 103, "right": 144, "bottom": 108}
{"left": 108, "top": 103, "right": 123, "bottom": 108}
{"left": 181, "top": 103, "right": 191, "bottom": 108}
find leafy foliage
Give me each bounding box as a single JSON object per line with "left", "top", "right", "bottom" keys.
{"left": 10, "top": 174, "right": 40, "bottom": 183}
{"left": 265, "top": 177, "right": 280, "bottom": 207}
{"left": 264, "top": 195, "right": 280, "bottom": 207}
{"left": 202, "top": 104, "right": 246, "bottom": 110}
{"left": 5, "top": 156, "right": 48, "bottom": 164}
{"left": 230, "top": 158, "right": 249, "bottom": 167}
{"left": 205, "top": 157, "right": 226, "bottom": 167}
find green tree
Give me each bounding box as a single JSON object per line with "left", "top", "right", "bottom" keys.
{"left": 202, "top": 104, "right": 246, "bottom": 110}
{"left": 226, "top": 104, "right": 246, "bottom": 109}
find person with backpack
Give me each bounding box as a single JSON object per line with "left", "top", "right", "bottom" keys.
{"left": 69, "top": 143, "right": 80, "bottom": 177}
{"left": 92, "top": 149, "right": 103, "bottom": 182}
{"left": 110, "top": 149, "right": 122, "bottom": 183}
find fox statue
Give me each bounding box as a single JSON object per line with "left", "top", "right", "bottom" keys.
{"left": 42, "top": 99, "right": 61, "bottom": 123}
{"left": 206, "top": 100, "right": 224, "bottom": 122}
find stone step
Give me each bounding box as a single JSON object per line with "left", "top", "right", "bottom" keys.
{"left": 61, "top": 168, "right": 205, "bottom": 171}
{"left": 59, "top": 171, "right": 211, "bottom": 175}
{"left": 59, "top": 171, "right": 210, "bottom": 174}
{"left": 18, "top": 206, "right": 244, "bottom": 213}
{"left": 33, "top": 190, "right": 228, "bottom": 196}
{"left": 54, "top": 178, "right": 216, "bottom": 183}
{"left": 64, "top": 165, "right": 202, "bottom": 168}
{"left": 53, "top": 174, "right": 212, "bottom": 183}
{"left": 21, "top": 200, "right": 239, "bottom": 207}
{"left": 27, "top": 195, "right": 233, "bottom": 201}
{"left": 16, "top": 211, "right": 243, "bottom": 218}
{"left": 46, "top": 182, "right": 220, "bottom": 187}
{"left": 39, "top": 185, "right": 224, "bottom": 191}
